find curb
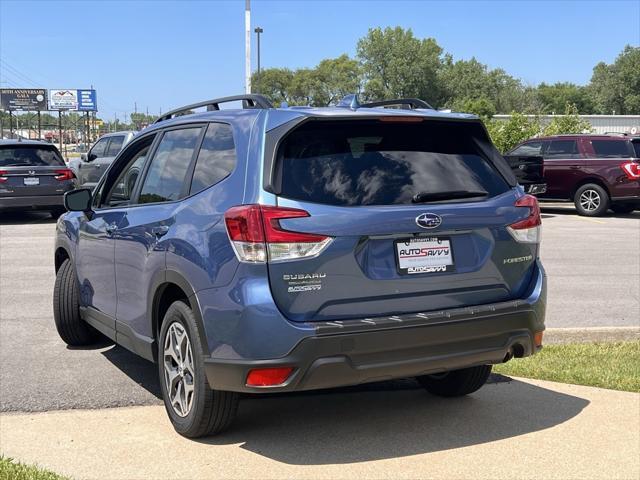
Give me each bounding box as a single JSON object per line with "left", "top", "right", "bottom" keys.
{"left": 544, "top": 326, "right": 640, "bottom": 345}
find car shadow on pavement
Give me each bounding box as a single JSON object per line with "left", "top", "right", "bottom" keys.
{"left": 195, "top": 378, "right": 589, "bottom": 465}
{"left": 0, "top": 211, "right": 57, "bottom": 225}
{"left": 100, "top": 345, "right": 163, "bottom": 399}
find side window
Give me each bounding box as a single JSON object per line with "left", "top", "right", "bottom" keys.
{"left": 102, "top": 139, "right": 154, "bottom": 208}
{"left": 510, "top": 141, "right": 543, "bottom": 156}
{"left": 138, "top": 127, "right": 202, "bottom": 204}
{"left": 105, "top": 135, "right": 125, "bottom": 156}
{"left": 90, "top": 138, "right": 109, "bottom": 158}
{"left": 546, "top": 140, "right": 578, "bottom": 158}
{"left": 190, "top": 123, "right": 236, "bottom": 194}
{"left": 591, "top": 140, "right": 631, "bottom": 158}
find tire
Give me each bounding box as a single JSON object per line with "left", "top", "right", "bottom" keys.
{"left": 610, "top": 204, "right": 636, "bottom": 214}
{"left": 53, "top": 259, "right": 100, "bottom": 346}
{"left": 158, "top": 301, "right": 239, "bottom": 438}
{"left": 416, "top": 365, "right": 492, "bottom": 397}
{"left": 574, "top": 183, "right": 609, "bottom": 217}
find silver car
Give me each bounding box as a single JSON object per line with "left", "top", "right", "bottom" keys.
{"left": 70, "top": 131, "right": 136, "bottom": 188}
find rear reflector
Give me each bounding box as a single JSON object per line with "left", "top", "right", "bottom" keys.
{"left": 224, "top": 205, "right": 332, "bottom": 263}
{"left": 507, "top": 194, "right": 542, "bottom": 244}
{"left": 54, "top": 169, "right": 75, "bottom": 181}
{"left": 0, "top": 170, "right": 7, "bottom": 183}
{"left": 621, "top": 162, "right": 640, "bottom": 180}
{"left": 534, "top": 331, "right": 544, "bottom": 348}
{"left": 246, "top": 367, "right": 294, "bottom": 387}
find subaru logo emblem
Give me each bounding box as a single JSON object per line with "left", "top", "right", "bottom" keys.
{"left": 416, "top": 213, "right": 442, "bottom": 229}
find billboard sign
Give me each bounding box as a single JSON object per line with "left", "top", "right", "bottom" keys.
{"left": 77, "top": 89, "right": 97, "bottom": 111}
{"left": 0, "top": 88, "right": 47, "bottom": 111}
{"left": 49, "top": 89, "right": 78, "bottom": 110}
{"left": 49, "top": 89, "right": 98, "bottom": 111}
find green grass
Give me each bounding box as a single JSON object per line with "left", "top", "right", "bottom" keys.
{"left": 0, "top": 456, "right": 69, "bottom": 480}
{"left": 494, "top": 341, "right": 640, "bottom": 392}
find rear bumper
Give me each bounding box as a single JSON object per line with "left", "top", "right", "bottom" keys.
{"left": 204, "top": 262, "right": 547, "bottom": 393}
{"left": 0, "top": 194, "right": 65, "bottom": 210}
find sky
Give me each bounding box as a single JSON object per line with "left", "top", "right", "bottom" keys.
{"left": 1, "top": 0, "right": 639, "bottom": 121}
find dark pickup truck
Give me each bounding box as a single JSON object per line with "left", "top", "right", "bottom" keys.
{"left": 503, "top": 155, "right": 546, "bottom": 195}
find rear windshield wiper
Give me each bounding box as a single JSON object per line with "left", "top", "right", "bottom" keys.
{"left": 411, "top": 190, "right": 488, "bottom": 203}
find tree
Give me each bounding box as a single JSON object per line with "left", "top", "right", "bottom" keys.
{"left": 251, "top": 67, "right": 295, "bottom": 104}
{"left": 535, "top": 82, "right": 593, "bottom": 114}
{"left": 542, "top": 103, "right": 593, "bottom": 135}
{"left": 356, "top": 27, "right": 444, "bottom": 106}
{"left": 486, "top": 112, "right": 541, "bottom": 153}
{"left": 588, "top": 45, "right": 640, "bottom": 114}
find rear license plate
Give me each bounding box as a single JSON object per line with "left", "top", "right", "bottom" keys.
{"left": 23, "top": 177, "right": 39, "bottom": 186}
{"left": 395, "top": 237, "right": 454, "bottom": 275}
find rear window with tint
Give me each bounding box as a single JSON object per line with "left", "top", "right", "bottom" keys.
{"left": 0, "top": 145, "right": 65, "bottom": 167}
{"left": 276, "top": 120, "right": 509, "bottom": 206}
{"left": 591, "top": 140, "right": 631, "bottom": 158}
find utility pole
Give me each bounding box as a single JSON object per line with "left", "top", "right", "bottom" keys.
{"left": 245, "top": 0, "right": 251, "bottom": 94}
{"left": 254, "top": 27, "right": 263, "bottom": 93}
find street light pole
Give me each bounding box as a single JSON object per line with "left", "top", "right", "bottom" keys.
{"left": 254, "top": 27, "right": 263, "bottom": 93}
{"left": 245, "top": 0, "right": 251, "bottom": 94}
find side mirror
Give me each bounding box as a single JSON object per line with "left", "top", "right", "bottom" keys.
{"left": 87, "top": 153, "right": 97, "bottom": 162}
{"left": 64, "top": 188, "right": 93, "bottom": 213}
{"left": 80, "top": 153, "right": 87, "bottom": 161}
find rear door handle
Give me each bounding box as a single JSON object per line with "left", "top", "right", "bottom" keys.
{"left": 152, "top": 225, "right": 169, "bottom": 237}
{"left": 569, "top": 166, "right": 581, "bottom": 170}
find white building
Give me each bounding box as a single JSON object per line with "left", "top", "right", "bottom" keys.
{"left": 492, "top": 115, "right": 640, "bottom": 135}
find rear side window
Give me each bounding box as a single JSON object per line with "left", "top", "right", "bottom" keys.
{"left": 190, "top": 123, "right": 236, "bottom": 194}
{"left": 105, "top": 135, "right": 125, "bottom": 156}
{"left": 138, "top": 127, "right": 202, "bottom": 204}
{"left": 546, "top": 140, "right": 578, "bottom": 157}
{"left": 591, "top": 140, "right": 631, "bottom": 158}
{"left": 633, "top": 141, "right": 640, "bottom": 158}
{"left": 276, "top": 120, "right": 510, "bottom": 206}
{"left": 510, "top": 141, "right": 543, "bottom": 156}
{"left": 0, "top": 145, "right": 65, "bottom": 167}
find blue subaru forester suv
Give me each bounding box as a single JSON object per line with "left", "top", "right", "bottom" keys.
{"left": 54, "top": 95, "right": 546, "bottom": 437}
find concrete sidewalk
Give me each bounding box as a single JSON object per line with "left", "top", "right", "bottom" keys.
{"left": 1, "top": 377, "right": 638, "bottom": 480}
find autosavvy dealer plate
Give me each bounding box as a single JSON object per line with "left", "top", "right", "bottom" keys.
{"left": 395, "top": 237, "right": 454, "bottom": 275}
{"left": 23, "top": 177, "right": 39, "bottom": 186}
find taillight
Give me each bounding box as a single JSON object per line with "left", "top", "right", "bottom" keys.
{"left": 54, "top": 168, "right": 75, "bottom": 181}
{"left": 507, "top": 194, "right": 541, "bottom": 244}
{"left": 621, "top": 162, "right": 640, "bottom": 180}
{"left": 224, "top": 205, "right": 333, "bottom": 263}
{"left": 0, "top": 170, "right": 7, "bottom": 183}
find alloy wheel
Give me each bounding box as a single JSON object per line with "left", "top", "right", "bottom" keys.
{"left": 163, "top": 322, "right": 195, "bottom": 417}
{"left": 579, "top": 189, "right": 601, "bottom": 212}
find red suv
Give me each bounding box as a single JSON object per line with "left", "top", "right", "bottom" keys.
{"left": 508, "top": 134, "right": 640, "bottom": 216}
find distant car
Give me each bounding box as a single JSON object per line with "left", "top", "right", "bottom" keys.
{"left": 508, "top": 134, "right": 640, "bottom": 216}
{"left": 69, "top": 131, "right": 135, "bottom": 189}
{"left": 0, "top": 139, "right": 75, "bottom": 217}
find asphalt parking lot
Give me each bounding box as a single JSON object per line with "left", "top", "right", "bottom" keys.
{"left": 0, "top": 204, "right": 638, "bottom": 413}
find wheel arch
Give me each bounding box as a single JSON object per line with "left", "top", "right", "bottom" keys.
{"left": 54, "top": 246, "right": 71, "bottom": 272}
{"left": 571, "top": 177, "right": 611, "bottom": 199}
{"left": 150, "top": 270, "right": 209, "bottom": 360}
